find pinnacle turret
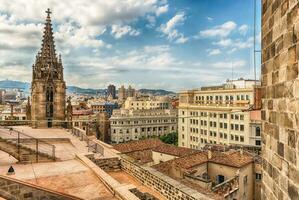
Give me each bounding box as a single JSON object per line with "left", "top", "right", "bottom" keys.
{"left": 32, "top": 8, "right": 63, "bottom": 81}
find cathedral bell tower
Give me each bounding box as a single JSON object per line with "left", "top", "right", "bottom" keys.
{"left": 30, "top": 9, "right": 66, "bottom": 128}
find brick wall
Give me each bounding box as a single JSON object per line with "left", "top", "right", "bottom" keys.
{"left": 261, "top": 0, "right": 299, "bottom": 199}
{"left": 0, "top": 175, "right": 81, "bottom": 200}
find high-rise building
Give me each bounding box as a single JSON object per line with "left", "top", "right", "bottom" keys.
{"left": 178, "top": 79, "right": 262, "bottom": 149}
{"left": 107, "top": 84, "right": 116, "bottom": 99}
{"left": 127, "top": 85, "right": 135, "bottom": 97}
{"left": 261, "top": 1, "right": 299, "bottom": 199}
{"left": 30, "top": 9, "right": 66, "bottom": 128}
{"left": 118, "top": 85, "right": 126, "bottom": 101}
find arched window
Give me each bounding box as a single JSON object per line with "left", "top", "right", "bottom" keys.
{"left": 46, "top": 86, "right": 54, "bottom": 102}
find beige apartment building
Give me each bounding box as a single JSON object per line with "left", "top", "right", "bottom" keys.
{"left": 110, "top": 109, "right": 177, "bottom": 143}
{"left": 178, "top": 79, "right": 261, "bottom": 149}
{"left": 124, "top": 96, "right": 171, "bottom": 110}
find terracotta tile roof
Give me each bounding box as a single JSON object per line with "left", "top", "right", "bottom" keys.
{"left": 154, "top": 150, "right": 253, "bottom": 171}
{"left": 113, "top": 139, "right": 163, "bottom": 153}
{"left": 153, "top": 152, "right": 208, "bottom": 172}
{"left": 173, "top": 152, "right": 208, "bottom": 169}
{"left": 153, "top": 144, "right": 199, "bottom": 157}
{"left": 209, "top": 150, "right": 254, "bottom": 168}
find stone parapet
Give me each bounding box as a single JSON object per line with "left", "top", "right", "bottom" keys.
{"left": 120, "top": 155, "right": 213, "bottom": 200}
{"left": 0, "top": 175, "right": 82, "bottom": 200}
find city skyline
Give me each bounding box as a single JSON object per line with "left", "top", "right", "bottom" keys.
{"left": 0, "top": 0, "right": 261, "bottom": 91}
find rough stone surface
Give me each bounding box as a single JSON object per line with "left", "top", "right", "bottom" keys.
{"left": 262, "top": 1, "right": 299, "bottom": 199}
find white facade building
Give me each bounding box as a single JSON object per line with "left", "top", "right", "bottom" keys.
{"left": 178, "top": 79, "right": 261, "bottom": 149}
{"left": 110, "top": 109, "right": 178, "bottom": 143}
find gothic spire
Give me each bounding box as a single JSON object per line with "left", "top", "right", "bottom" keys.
{"left": 40, "top": 8, "right": 56, "bottom": 61}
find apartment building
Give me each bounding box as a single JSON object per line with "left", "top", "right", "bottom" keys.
{"left": 110, "top": 109, "right": 177, "bottom": 143}
{"left": 124, "top": 96, "right": 171, "bottom": 110}
{"left": 178, "top": 79, "right": 261, "bottom": 149}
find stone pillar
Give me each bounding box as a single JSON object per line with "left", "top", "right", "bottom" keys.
{"left": 261, "top": 1, "right": 299, "bottom": 199}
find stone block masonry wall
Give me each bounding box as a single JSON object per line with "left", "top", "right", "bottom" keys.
{"left": 86, "top": 154, "right": 121, "bottom": 171}
{"left": 0, "top": 175, "right": 82, "bottom": 200}
{"left": 261, "top": 0, "right": 299, "bottom": 199}
{"left": 120, "top": 156, "right": 212, "bottom": 200}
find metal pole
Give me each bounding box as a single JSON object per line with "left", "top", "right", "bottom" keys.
{"left": 17, "top": 132, "right": 20, "bottom": 161}
{"left": 36, "top": 139, "right": 39, "bottom": 163}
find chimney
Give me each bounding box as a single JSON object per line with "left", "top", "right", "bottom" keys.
{"left": 240, "top": 148, "right": 243, "bottom": 155}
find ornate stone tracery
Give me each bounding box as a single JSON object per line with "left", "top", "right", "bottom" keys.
{"left": 30, "top": 9, "right": 66, "bottom": 128}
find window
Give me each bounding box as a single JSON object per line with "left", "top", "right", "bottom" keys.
{"left": 240, "top": 115, "right": 244, "bottom": 120}
{"left": 243, "top": 175, "right": 248, "bottom": 184}
{"left": 231, "top": 114, "right": 234, "bottom": 119}
{"left": 231, "top": 124, "right": 234, "bottom": 130}
{"left": 240, "top": 136, "right": 244, "bottom": 142}
{"left": 256, "top": 140, "right": 261, "bottom": 146}
{"left": 216, "top": 175, "right": 225, "bottom": 184}
{"left": 256, "top": 173, "right": 262, "bottom": 180}
{"left": 256, "top": 127, "right": 261, "bottom": 136}
{"left": 224, "top": 123, "right": 227, "bottom": 129}
{"left": 240, "top": 125, "right": 244, "bottom": 131}
{"left": 224, "top": 133, "right": 227, "bottom": 139}
{"left": 231, "top": 134, "right": 234, "bottom": 140}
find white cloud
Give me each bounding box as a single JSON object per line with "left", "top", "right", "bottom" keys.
{"left": 211, "top": 60, "right": 246, "bottom": 69}
{"left": 206, "top": 17, "right": 213, "bottom": 21}
{"left": 199, "top": 21, "right": 237, "bottom": 38}
{"left": 213, "top": 39, "right": 233, "bottom": 47}
{"left": 239, "top": 24, "right": 249, "bottom": 35}
{"left": 111, "top": 25, "right": 140, "bottom": 39}
{"left": 156, "top": 4, "right": 169, "bottom": 16}
{"left": 213, "top": 37, "right": 254, "bottom": 53}
{"left": 159, "top": 12, "right": 188, "bottom": 43}
{"left": 207, "top": 49, "right": 221, "bottom": 56}
{"left": 146, "top": 15, "right": 156, "bottom": 28}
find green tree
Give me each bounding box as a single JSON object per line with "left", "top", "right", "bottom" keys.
{"left": 159, "top": 132, "right": 178, "bottom": 146}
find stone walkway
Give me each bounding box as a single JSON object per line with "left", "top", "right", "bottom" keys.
{"left": 108, "top": 171, "right": 167, "bottom": 200}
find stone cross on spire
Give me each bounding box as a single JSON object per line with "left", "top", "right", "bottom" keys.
{"left": 46, "top": 8, "right": 52, "bottom": 18}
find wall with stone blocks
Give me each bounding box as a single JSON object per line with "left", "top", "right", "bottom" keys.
{"left": 86, "top": 154, "right": 121, "bottom": 171}
{"left": 120, "top": 157, "right": 212, "bottom": 200}
{"left": 0, "top": 175, "right": 81, "bottom": 200}
{"left": 261, "top": 0, "right": 299, "bottom": 199}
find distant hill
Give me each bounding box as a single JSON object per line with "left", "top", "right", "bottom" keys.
{"left": 67, "top": 86, "right": 105, "bottom": 95}
{"left": 0, "top": 80, "right": 175, "bottom": 96}
{"left": 0, "top": 80, "right": 30, "bottom": 90}
{"left": 138, "top": 89, "right": 176, "bottom": 96}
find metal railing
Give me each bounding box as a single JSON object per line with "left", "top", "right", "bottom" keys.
{"left": 71, "top": 127, "right": 104, "bottom": 155}
{"left": 0, "top": 127, "right": 56, "bottom": 162}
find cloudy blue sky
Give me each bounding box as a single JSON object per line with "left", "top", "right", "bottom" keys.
{"left": 0, "top": 0, "right": 261, "bottom": 91}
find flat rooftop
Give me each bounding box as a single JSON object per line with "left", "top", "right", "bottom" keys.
{"left": 0, "top": 126, "right": 116, "bottom": 199}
